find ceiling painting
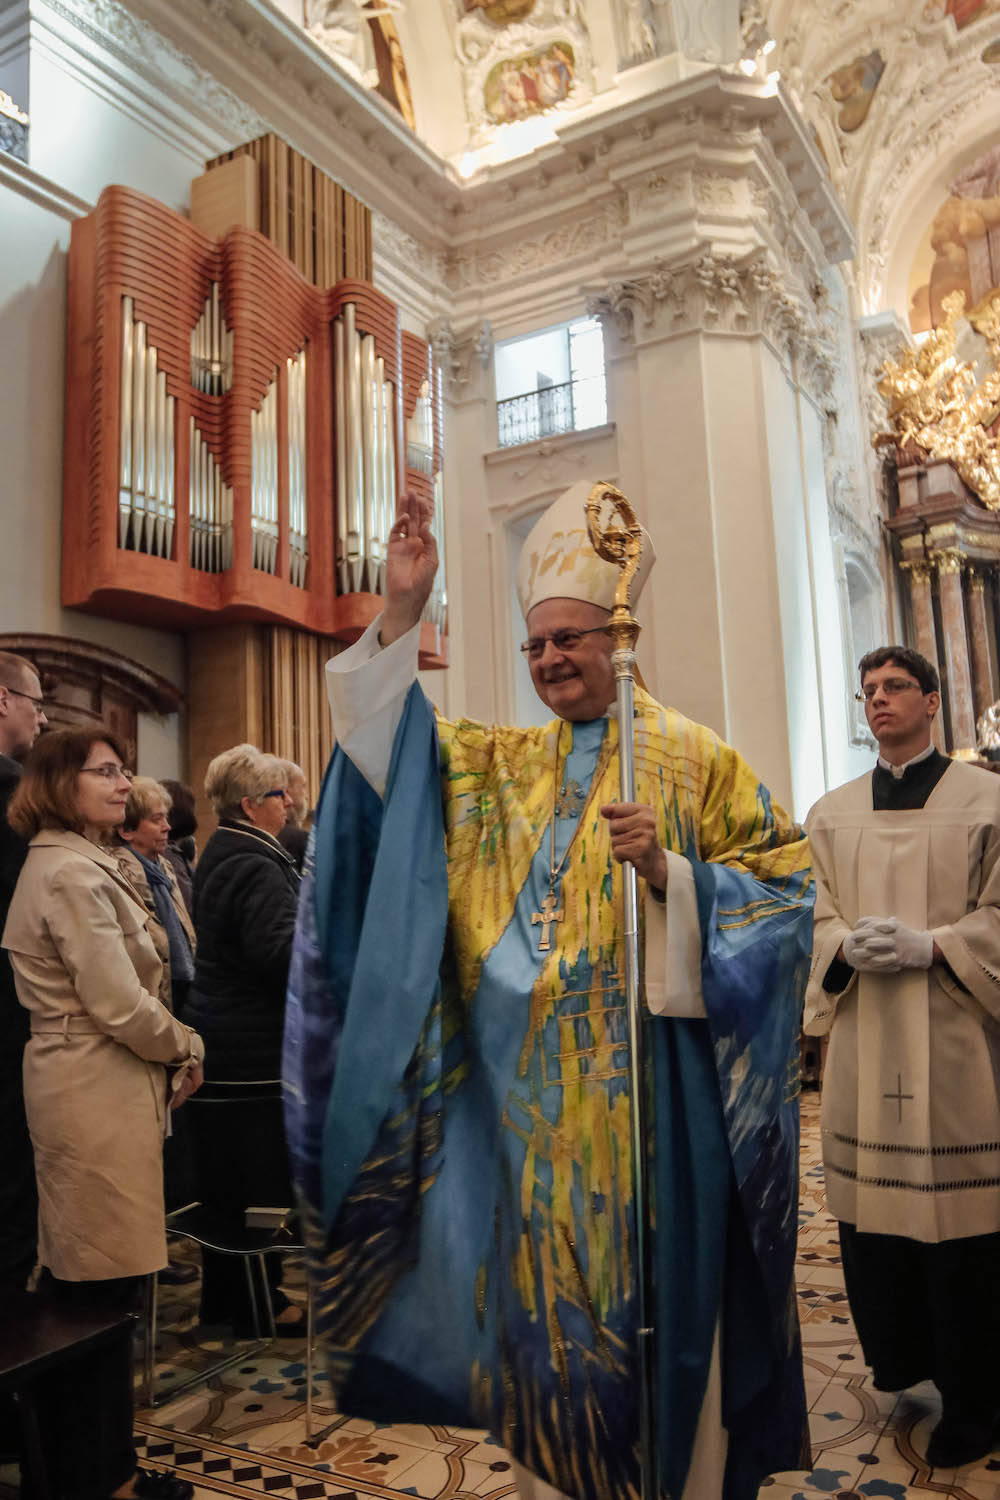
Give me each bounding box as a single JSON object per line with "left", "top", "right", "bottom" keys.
{"left": 909, "top": 144, "right": 1000, "bottom": 333}
{"left": 462, "top": 0, "right": 538, "bottom": 23}
{"left": 456, "top": 0, "right": 592, "bottom": 146}
{"left": 367, "top": 10, "right": 416, "bottom": 128}
{"left": 826, "top": 49, "right": 886, "bottom": 133}
{"left": 485, "top": 41, "right": 574, "bottom": 122}
{"left": 922, "top": 0, "right": 1000, "bottom": 28}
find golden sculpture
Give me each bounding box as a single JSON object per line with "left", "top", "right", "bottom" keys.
{"left": 876, "top": 288, "right": 1000, "bottom": 510}
{"left": 584, "top": 481, "right": 644, "bottom": 652}
{"left": 0, "top": 90, "right": 28, "bottom": 124}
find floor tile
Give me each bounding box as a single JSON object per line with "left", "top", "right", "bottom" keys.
{"left": 124, "top": 1094, "right": 999, "bottom": 1500}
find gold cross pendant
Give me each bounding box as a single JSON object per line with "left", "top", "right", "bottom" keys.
{"left": 531, "top": 891, "right": 564, "bottom": 951}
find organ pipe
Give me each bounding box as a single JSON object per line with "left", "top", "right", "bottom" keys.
{"left": 117, "top": 297, "right": 175, "bottom": 559}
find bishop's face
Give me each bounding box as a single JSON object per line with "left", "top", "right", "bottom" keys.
{"left": 525, "top": 598, "right": 615, "bottom": 723}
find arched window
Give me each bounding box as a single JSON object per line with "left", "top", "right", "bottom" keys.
{"left": 842, "top": 553, "right": 884, "bottom": 746}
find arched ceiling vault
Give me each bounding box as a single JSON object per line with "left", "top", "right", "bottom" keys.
{"left": 762, "top": 0, "right": 1000, "bottom": 319}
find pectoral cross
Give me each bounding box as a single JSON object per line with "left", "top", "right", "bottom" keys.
{"left": 883, "top": 1073, "right": 914, "bottom": 1124}
{"left": 532, "top": 892, "right": 564, "bottom": 952}
{"left": 555, "top": 778, "right": 586, "bottom": 820}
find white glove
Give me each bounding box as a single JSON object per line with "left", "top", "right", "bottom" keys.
{"left": 843, "top": 916, "right": 933, "bottom": 973}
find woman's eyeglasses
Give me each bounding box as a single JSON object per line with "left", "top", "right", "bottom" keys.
{"left": 80, "top": 763, "right": 134, "bottom": 782}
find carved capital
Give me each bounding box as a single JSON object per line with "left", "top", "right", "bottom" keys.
{"left": 427, "top": 317, "right": 494, "bottom": 401}
{"left": 900, "top": 559, "right": 934, "bottom": 584}
{"left": 589, "top": 251, "right": 834, "bottom": 388}
{"left": 935, "top": 549, "right": 966, "bottom": 577}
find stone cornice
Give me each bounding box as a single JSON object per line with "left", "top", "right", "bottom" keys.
{"left": 46, "top": 0, "right": 854, "bottom": 280}
{"left": 0, "top": 147, "right": 90, "bottom": 218}
{"left": 15, "top": 0, "right": 857, "bottom": 353}
{"left": 69, "top": 0, "right": 461, "bottom": 244}
{"left": 448, "top": 71, "right": 853, "bottom": 266}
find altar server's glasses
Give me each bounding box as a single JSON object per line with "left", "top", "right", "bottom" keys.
{"left": 855, "top": 678, "right": 925, "bottom": 703}
{"left": 520, "top": 626, "right": 611, "bottom": 660}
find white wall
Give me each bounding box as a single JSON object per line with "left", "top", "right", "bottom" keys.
{"left": 0, "top": 169, "right": 186, "bottom": 775}
{"left": 758, "top": 346, "right": 826, "bottom": 818}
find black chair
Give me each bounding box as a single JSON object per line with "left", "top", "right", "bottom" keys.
{"left": 0, "top": 1290, "right": 136, "bottom": 1500}
{"left": 142, "top": 1203, "right": 316, "bottom": 1438}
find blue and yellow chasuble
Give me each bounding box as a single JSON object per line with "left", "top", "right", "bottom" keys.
{"left": 284, "top": 684, "right": 814, "bottom": 1500}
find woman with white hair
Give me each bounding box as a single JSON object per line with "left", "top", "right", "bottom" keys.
{"left": 185, "top": 744, "right": 303, "bottom": 1336}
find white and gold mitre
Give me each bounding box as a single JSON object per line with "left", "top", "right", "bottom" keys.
{"left": 515, "top": 480, "right": 655, "bottom": 618}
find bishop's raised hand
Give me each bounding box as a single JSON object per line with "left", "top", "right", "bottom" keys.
{"left": 380, "top": 490, "right": 439, "bottom": 646}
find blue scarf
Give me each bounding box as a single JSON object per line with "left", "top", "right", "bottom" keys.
{"left": 135, "top": 850, "right": 195, "bottom": 985}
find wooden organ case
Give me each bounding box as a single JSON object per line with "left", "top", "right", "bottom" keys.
{"left": 63, "top": 184, "right": 447, "bottom": 658}
{"left": 62, "top": 177, "right": 447, "bottom": 817}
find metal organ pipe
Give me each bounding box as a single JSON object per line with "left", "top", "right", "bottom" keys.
{"left": 334, "top": 319, "right": 348, "bottom": 595}
{"left": 345, "top": 304, "right": 364, "bottom": 593}
{"left": 360, "top": 334, "right": 379, "bottom": 594}
{"left": 287, "top": 347, "right": 308, "bottom": 588}
{"left": 117, "top": 297, "right": 175, "bottom": 559}
{"left": 250, "top": 375, "right": 280, "bottom": 575}
{"left": 333, "top": 304, "right": 398, "bottom": 602}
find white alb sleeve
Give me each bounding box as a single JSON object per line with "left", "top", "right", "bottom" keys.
{"left": 644, "top": 850, "right": 707, "bottom": 1018}
{"left": 325, "top": 615, "right": 421, "bottom": 798}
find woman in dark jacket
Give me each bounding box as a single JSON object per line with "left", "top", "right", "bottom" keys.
{"left": 160, "top": 778, "right": 198, "bottom": 915}
{"left": 185, "top": 743, "right": 301, "bottom": 1336}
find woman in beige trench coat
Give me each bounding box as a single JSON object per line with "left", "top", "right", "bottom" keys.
{"left": 2, "top": 727, "right": 203, "bottom": 1500}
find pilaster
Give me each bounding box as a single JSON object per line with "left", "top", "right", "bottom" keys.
{"left": 966, "top": 567, "right": 997, "bottom": 726}
{"left": 427, "top": 316, "right": 494, "bottom": 723}
{"left": 585, "top": 226, "right": 846, "bottom": 812}
{"left": 936, "top": 550, "right": 975, "bottom": 751}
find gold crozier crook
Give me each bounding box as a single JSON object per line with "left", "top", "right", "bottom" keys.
{"left": 584, "top": 481, "right": 656, "bottom": 1500}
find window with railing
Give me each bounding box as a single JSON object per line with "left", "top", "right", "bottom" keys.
{"left": 494, "top": 317, "right": 607, "bottom": 448}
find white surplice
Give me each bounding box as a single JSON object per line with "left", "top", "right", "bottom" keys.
{"left": 804, "top": 760, "right": 1000, "bottom": 1243}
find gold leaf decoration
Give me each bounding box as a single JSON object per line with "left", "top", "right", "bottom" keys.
{"left": 876, "top": 288, "right": 1000, "bottom": 510}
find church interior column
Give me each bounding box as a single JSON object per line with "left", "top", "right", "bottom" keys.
{"left": 431, "top": 318, "right": 494, "bottom": 723}
{"left": 935, "top": 551, "right": 976, "bottom": 749}
{"left": 901, "top": 561, "right": 944, "bottom": 748}
{"left": 592, "top": 262, "right": 843, "bottom": 818}
{"left": 902, "top": 561, "right": 938, "bottom": 675}
{"left": 579, "top": 73, "right": 852, "bottom": 818}
{"left": 966, "top": 566, "right": 996, "bottom": 725}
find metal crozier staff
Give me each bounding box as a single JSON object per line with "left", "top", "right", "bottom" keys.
{"left": 585, "top": 482, "right": 655, "bottom": 1500}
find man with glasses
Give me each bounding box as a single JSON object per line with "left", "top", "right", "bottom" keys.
{"left": 286, "top": 483, "right": 814, "bottom": 1500}
{"left": 805, "top": 644, "right": 1000, "bottom": 1470}
{"left": 0, "top": 651, "right": 47, "bottom": 1298}
{"left": 0, "top": 653, "right": 47, "bottom": 1468}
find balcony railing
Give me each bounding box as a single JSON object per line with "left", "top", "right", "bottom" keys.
{"left": 496, "top": 375, "right": 606, "bottom": 449}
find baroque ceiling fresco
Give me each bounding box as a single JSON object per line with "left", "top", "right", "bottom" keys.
{"left": 760, "top": 0, "right": 1000, "bottom": 321}
{"left": 301, "top": 0, "right": 1000, "bottom": 329}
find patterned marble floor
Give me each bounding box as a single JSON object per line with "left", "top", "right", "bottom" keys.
{"left": 4, "top": 1091, "right": 998, "bottom": 1499}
